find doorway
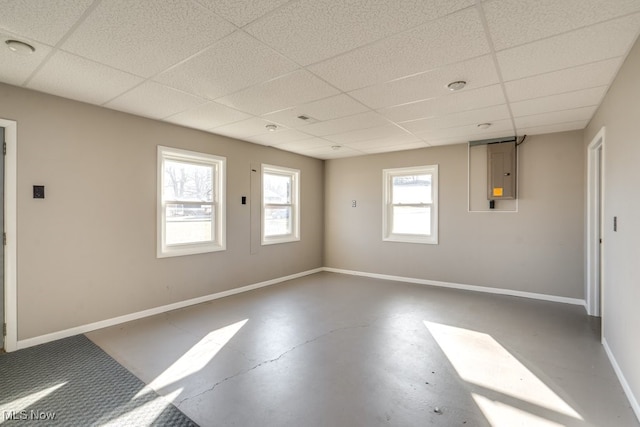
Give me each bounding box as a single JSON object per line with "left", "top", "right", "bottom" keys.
{"left": 0, "top": 127, "right": 3, "bottom": 351}
{"left": 587, "top": 127, "right": 605, "bottom": 319}
{"left": 0, "top": 118, "right": 17, "bottom": 351}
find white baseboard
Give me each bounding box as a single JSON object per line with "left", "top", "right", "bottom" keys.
{"left": 16, "top": 268, "right": 323, "bottom": 350}
{"left": 603, "top": 338, "right": 640, "bottom": 423}
{"left": 323, "top": 267, "right": 586, "bottom": 306}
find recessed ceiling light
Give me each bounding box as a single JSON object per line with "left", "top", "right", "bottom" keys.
{"left": 5, "top": 39, "right": 35, "bottom": 55}
{"left": 477, "top": 123, "right": 492, "bottom": 129}
{"left": 265, "top": 124, "right": 277, "bottom": 132}
{"left": 447, "top": 80, "right": 466, "bottom": 91}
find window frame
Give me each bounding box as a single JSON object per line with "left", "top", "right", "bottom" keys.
{"left": 157, "top": 145, "right": 226, "bottom": 258}
{"left": 261, "top": 164, "right": 300, "bottom": 245}
{"left": 382, "top": 165, "right": 438, "bottom": 245}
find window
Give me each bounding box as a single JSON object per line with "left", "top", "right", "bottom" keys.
{"left": 383, "top": 165, "right": 438, "bottom": 244}
{"left": 157, "top": 146, "right": 226, "bottom": 257}
{"left": 262, "top": 164, "right": 300, "bottom": 245}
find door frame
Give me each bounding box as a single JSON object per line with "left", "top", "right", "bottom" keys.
{"left": 586, "top": 126, "right": 605, "bottom": 318}
{"left": 0, "top": 118, "right": 17, "bottom": 351}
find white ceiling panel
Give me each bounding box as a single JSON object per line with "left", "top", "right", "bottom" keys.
{"left": 105, "top": 82, "right": 206, "bottom": 120}
{"left": 357, "top": 141, "right": 428, "bottom": 154}
{"left": 62, "top": 0, "right": 236, "bottom": 77}
{"left": 426, "top": 130, "right": 513, "bottom": 146}
{"left": 274, "top": 138, "right": 335, "bottom": 152}
{"left": 401, "top": 105, "right": 510, "bottom": 134}
{"left": 324, "top": 124, "right": 412, "bottom": 145}
{"left": 514, "top": 106, "right": 597, "bottom": 129}
{"left": 194, "top": 0, "right": 290, "bottom": 27}
{"left": 164, "top": 102, "right": 251, "bottom": 131}
{"left": 300, "top": 112, "right": 390, "bottom": 137}
{"left": 517, "top": 120, "right": 589, "bottom": 136}
{"left": 0, "top": 0, "right": 93, "bottom": 45}
{"left": 504, "top": 58, "right": 622, "bottom": 102}
{"left": 0, "top": 33, "right": 52, "bottom": 86}
{"left": 308, "top": 7, "right": 490, "bottom": 91}
{"left": 484, "top": 0, "right": 640, "bottom": 51}
{"left": 379, "top": 85, "right": 506, "bottom": 123}
{"left": 300, "top": 146, "right": 366, "bottom": 160}
{"left": 246, "top": 0, "right": 474, "bottom": 66}
{"left": 27, "top": 51, "right": 143, "bottom": 105}
{"left": 497, "top": 13, "right": 640, "bottom": 81}
{"left": 349, "top": 55, "right": 499, "bottom": 110}
{"left": 345, "top": 134, "right": 423, "bottom": 150}
{"left": 2, "top": 1, "right": 640, "bottom": 159}
{"left": 154, "top": 31, "right": 297, "bottom": 100}
{"left": 510, "top": 87, "right": 607, "bottom": 118}
{"left": 416, "top": 119, "right": 514, "bottom": 141}
{"left": 246, "top": 129, "right": 315, "bottom": 146}
{"left": 215, "top": 70, "right": 340, "bottom": 116}
{"left": 261, "top": 94, "right": 369, "bottom": 128}
{"left": 211, "top": 117, "right": 288, "bottom": 140}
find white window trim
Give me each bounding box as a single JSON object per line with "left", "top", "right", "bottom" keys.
{"left": 262, "top": 164, "right": 300, "bottom": 245}
{"left": 157, "top": 146, "right": 226, "bottom": 258}
{"left": 383, "top": 165, "right": 438, "bottom": 245}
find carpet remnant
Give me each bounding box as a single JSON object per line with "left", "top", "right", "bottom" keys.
{"left": 0, "top": 335, "right": 197, "bottom": 426}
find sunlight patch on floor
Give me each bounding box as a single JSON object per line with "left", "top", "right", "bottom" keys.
{"left": 424, "top": 321, "right": 583, "bottom": 424}
{"left": 143, "top": 319, "right": 248, "bottom": 395}
{"left": 0, "top": 382, "right": 66, "bottom": 424}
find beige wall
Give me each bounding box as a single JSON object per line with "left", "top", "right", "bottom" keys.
{"left": 325, "top": 132, "right": 585, "bottom": 298}
{"left": 585, "top": 36, "right": 640, "bottom": 414}
{"left": 0, "top": 83, "right": 324, "bottom": 340}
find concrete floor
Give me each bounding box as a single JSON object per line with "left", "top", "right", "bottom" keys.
{"left": 87, "top": 272, "right": 638, "bottom": 426}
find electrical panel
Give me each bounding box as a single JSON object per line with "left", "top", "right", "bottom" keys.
{"left": 487, "top": 141, "right": 516, "bottom": 200}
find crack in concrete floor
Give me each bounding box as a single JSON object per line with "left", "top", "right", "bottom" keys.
{"left": 175, "top": 323, "right": 370, "bottom": 407}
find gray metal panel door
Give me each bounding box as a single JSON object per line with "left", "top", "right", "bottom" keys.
{"left": 487, "top": 141, "right": 516, "bottom": 200}
{"left": 0, "top": 127, "right": 4, "bottom": 350}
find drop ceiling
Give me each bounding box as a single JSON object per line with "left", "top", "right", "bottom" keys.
{"left": 1, "top": 0, "right": 639, "bottom": 159}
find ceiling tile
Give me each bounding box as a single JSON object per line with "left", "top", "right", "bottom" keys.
{"left": 194, "top": 0, "right": 290, "bottom": 27}
{"left": 349, "top": 55, "right": 499, "bottom": 109}
{"left": 211, "top": 117, "right": 287, "bottom": 139}
{"left": 510, "top": 87, "right": 607, "bottom": 117}
{"left": 274, "top": 138, "right": 334, "bottom": 151}
{"left": 62, "top": 0, "right": 236, "bottom": 77}
{"left": 261, "top": 94, "right": 369, "bottom": 128}
{"left": 246, "top": 0, "right": 474, "bottom": 66}
{"left": 284, "top": 144, "right": 364, "bottom": 160}
{"left": 300, "top": 112, "right": 390, "bottom": 137}
{"left": 401, "top": 104, "right": 510, "bottom": 134}
{"left": 164, "top": 102, "right": 250, "bottom": 130}
{"left": 484, "top": 0, "right": 640, "bottom": 51}
{"left": 0, "top": 33, "right": 52, "bottom": 86}
{"left": 154, "top": 31, "right": 297, "bottom": 100}
{"left": 514, "top": 106, "right": 597, "bottom": 129}
{"left": 517, "top": 120, "right": 589, "bottom": 136}
{"left": 344, "top": 134, "right": 423, "bottom": 150}
{"left": 27, "top": 51, "right": 143, "bottom": 105}
{"left": 215, "top": 70, "right": 340, "bottom": 116}
{"left": 246, "top": 129, "right": 315, "bottom": 146}
{"left": 379, "top": 84, "right": 506, "bottom": 123}
{"left": 105, "top": 82, "right": 206, "bottom": 119}
{"left": 426, "top": 131, "right": 514, "bottom": 146}
{"left": 355, "top": 141, "right": 428, "bottom": 154}
{"left": 497, "top": 13, "right": 640, "bottom": 81}
{"left": 324, "top": 124, "right": 412, "bottom": 145}
{"left": 308, "top": 7, "right": 490, "bottom": 91}
{"left": 504, "top": 58, "right": 622, "bottom": 102}
{"left": 0, "top": 0, "right": 93, "bottom": 45}
{"left": 415, "top": 118, "right": 514, "bottom": 141}
{"left": 308, "top": 146, "right": 366, "bottom": 159}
